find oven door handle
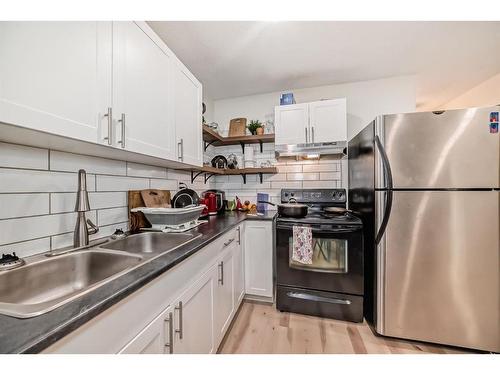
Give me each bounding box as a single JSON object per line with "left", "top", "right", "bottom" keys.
{"left": 286, "top": 291, "right": 352, "bottom": 305}
{"left": 276, "top": 224, "right": 361, "bottom": 233}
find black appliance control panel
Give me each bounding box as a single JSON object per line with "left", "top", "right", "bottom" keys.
{"left": 281, "top": 188, "right": 346, "bottom": 204}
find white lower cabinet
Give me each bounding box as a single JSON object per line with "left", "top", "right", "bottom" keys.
{"left": 244, "top": 221, "right": 274, "bottom": 298}
{"left": 44, "top": 222, "right": 271, "bottom": 354}
{"left": 214, "top": 246, "right": 235, "bottom": 346}
{"left": 119, "top": 305, "right": 173, "bottom": 354}
{"left": 233, "top": 225, "right": 245, "bottom": 306}
{"left": 172, "top": 269, "right": 215, "bottom": 354}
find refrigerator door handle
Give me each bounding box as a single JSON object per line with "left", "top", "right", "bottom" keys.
{"left": 375, "top": 135, "right": 393, "bottom": 244}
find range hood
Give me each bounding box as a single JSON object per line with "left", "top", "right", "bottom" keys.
{"left": 275, "top": 141, "right": 347, "bottom": 158}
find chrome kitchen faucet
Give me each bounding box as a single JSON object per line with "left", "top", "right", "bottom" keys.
{"left": 74, "top": 169, "right": 99, "bottom": 247}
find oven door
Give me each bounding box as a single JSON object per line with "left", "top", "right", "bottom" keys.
{"left": 276, "top": 221, "right": 363, "bottom": 296}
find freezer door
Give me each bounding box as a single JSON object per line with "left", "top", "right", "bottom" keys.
{"left": 380, "top": 107, "right": 500, "bottom": 189}
{"left": 376, "top": 190, "right": 499, "bottom": 352}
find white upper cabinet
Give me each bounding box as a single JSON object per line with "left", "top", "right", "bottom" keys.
{"left": 274, "top": 103, "right": 309, "bottom": 145}
{"left": 0, "top": 21, "right": 203, "bottom": 167}
{"left": 112, "top": 22, "right": 176, "bottom": 160}
{"left": 274, "top": 98, "right": 347, "bottom": 145}
{"left": 0, "top": 22, "right": 112, "bottom": 143}
{"left": 309, "top": 98, "right": 347, "bottom": 143}
{"left": 173, "top": 63, "right": 203, "bottom": 166}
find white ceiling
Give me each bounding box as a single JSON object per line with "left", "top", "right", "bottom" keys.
{"left": 148, "top": 21, "right": 500, "bottom": 109}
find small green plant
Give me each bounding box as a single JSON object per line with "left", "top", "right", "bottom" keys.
{"left": 247, "top": 120, "right": 263, "bottom": 135}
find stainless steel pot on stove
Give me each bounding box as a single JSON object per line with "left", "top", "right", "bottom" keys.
{"left": 257, "top": 198, "right": 309, "bottom": 218}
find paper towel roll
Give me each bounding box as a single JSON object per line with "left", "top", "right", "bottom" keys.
{"left": 244, "top": 145, "right": 254, "bottom": 161}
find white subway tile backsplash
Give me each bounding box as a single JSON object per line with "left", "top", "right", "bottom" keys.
{"left": 0, "top": 137, "right": 345, "bottom": 257}
{"left": 50, "top": 192, "right": 77, "bottom": 213}
{"left": 98, "top": 207, "right": 129, "bottom": 227}
{"left": 0, "top": 237, "right": 51, "bottom": 258}
{"left": 96, "top": 175, "right": 149, "bottom": 192}
{"left": 277, "top": 165, "right": 302, "bottom": 173}
{"left": 319, "top": 172, "right": 342, "bottom": 180}
{"left": 271, "top": 181, "right": 302, "bottom": 189}
{"left": 0, "top": 169, "right": 95, "bottom": 193}
{"left": 0, "top": 193, "right": 49, "bottom": 219}
{"left": 50, "top": 192, "right": 127, "bottom": 213}
{"left": 303, "top": 163, "right": 339, "bottom": 172}
{"left": 0, "top": 142, "right": 48, "bottom": 170}
{"left": 0, "top": 211, "right": 96, "bottom": 245}
{"left": 50, "top": 151, "right": 127, "bottom": 175}
{"left": 149, "top": 178, "right": 178, "bottom": 190}
{"left": 90, "top": 192, "right": 128, "bottom": 210}
{"left": 287, "top": 173, "right": 320, "bottom": 181}
{"left": 303, "top": 180, "right": 338, "bottom": 189}
{"left": 167, "top": 170, "right": 191, "bottom": 181}
{"left": 127, "top": 162, "right": 167, "bottom": 179}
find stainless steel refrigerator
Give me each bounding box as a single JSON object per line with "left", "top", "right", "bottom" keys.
{"left": 348, "top": 106, "right": 499, "bottom": 352}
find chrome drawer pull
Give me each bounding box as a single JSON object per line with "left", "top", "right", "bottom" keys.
{"left": 164, "top": 312, "right": 174, "bottom": 353}
{"left": 175, "top": 301, "right": 183, "bottom": 339}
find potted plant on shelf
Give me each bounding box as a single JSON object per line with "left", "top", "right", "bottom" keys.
{"left": 247, "top": 120, "right": 264, "bottom": 135}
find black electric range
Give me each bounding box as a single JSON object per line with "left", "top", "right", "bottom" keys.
{"left": 275, "top": 188, "right": 364, "bottom": 323}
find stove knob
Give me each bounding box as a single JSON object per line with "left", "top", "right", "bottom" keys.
{"left": 284, "top": 192, "right": 289, "bottom": 197}
{"left": 290, "top": 193, "right": 295, "bottom": 197}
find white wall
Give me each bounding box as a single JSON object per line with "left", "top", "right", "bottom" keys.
{"left": 202, "top": 96, "right": 214, "bottom": 124}
{"left": 442, "top": 73, "right": 500, "bottom": 110}
{"left": 213, "top": 75, "right": 416, "bottom": 140}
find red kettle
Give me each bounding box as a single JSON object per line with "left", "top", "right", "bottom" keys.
{"left": 203, "top": 192, "right": 218, "bottom": 216}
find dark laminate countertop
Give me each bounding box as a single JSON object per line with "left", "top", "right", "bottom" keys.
{"left": 0, "top": 211, "right": 276, "bottom": 354}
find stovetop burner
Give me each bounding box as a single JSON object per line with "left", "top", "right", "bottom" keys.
{"left": 277, "top": 188, "right": 362, "bottom": 226}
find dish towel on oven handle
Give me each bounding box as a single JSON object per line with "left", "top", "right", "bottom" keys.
{"left": 292, "top": 225, "right": 313, "bottom": 264}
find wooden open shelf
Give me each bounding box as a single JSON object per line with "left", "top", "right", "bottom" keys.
{"left": 190, "top": 166, "right": 277, "bottom": 184}
{"left": 203, "top": 125, "right": 275, "bottom": 153}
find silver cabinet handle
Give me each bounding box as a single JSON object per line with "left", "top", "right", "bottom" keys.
{"left": 178, "top": 139, "right": 184, "bottom": 161}
{"left": 311, "top": 126, "right": 315, "bottom": 143}
{"left": 117, "top": 113, "right": 126, "bottom": 149}
{"left": 175, "top": 301, "right": 183, "bottom": 339}
{"left": 236, "top": 226, "right": 241, "bottom": 245}
{"left": 218, "top": 261, "right": 224, "bottom": 285}
{"left": 305, "top": 127, "right": 308, "bottom": 143}
{"left": 164, "top": 312, "right": 174, "bottom": 354}
{"left": 223, "top": 238, "right": 234, "bottom": 247}
{"left": 103, "top": 107, "right": 112, "bottom": 145}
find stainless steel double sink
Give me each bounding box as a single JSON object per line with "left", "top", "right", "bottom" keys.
{"left": 0, "top": 232, "right": 201, "bottom": 318}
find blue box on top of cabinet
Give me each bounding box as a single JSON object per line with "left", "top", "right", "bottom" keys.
{"left": 280, "top": 92, "right": 295, "bottom": 105}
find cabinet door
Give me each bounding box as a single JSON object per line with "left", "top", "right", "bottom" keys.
{"left": 274, "top": 103, "right": 309, "bottom": 145}
{"left": 214, "top": 247, "right": 235, "bottom": 345}
{"left": 309, "top": 98, "right": 347, "bottom": 142}
{"left": 119, "top": 305, "right": 174, "bottom": 354}
{"left": 113, "top": 22, "right": 176, "bottom": 159}
{"left": 173, "top": 63, "right": 203, "bottom": 166}
{"left": 244, "top": 222, "right": 274, "bottom": 298}
{"left": 173, "top": 269, "right": 215, "bottom": 354}
{"left": 233, "top": 226, "right": 245, "bottom": 306}
{"left": 0, "top": 22, "right": 111, "bottom": 143}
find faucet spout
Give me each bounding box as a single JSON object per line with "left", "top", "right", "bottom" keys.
{"left": 73, "top": 169, "right": 99, "bottom": 248}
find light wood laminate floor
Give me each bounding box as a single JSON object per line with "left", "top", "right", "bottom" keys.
{"left": 219, "top": 301, "right": 473, "bottom": 354}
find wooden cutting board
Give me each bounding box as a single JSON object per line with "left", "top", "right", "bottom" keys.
{"left": 140, "top": 189, "right": 171, "bottom": 208}
{"left": 228, "top": 118, "right": 247, "bottom": 136}
{"left": 128, "top": 190, "right": 171, "bottom": 233}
